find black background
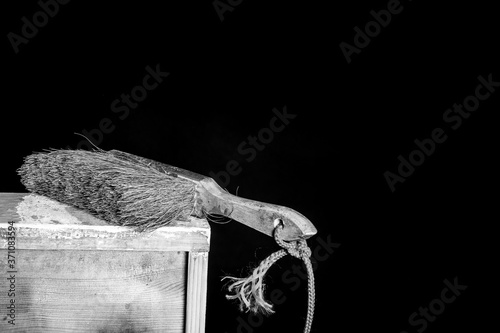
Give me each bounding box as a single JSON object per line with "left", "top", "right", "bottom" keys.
{"left": 2, "top": 1, "right": 498, "bottom": 332}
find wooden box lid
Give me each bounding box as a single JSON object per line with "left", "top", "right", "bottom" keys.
{"left": 0, "top": 193, "right": 210, "bottom": 252}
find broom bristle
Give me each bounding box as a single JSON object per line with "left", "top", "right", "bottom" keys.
{"left": 17, "top": 149, "right": 196, "bottom": 231}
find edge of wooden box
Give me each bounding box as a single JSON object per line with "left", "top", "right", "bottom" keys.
{"left": 0, "top": 193, "right": 210, "bottom": 252}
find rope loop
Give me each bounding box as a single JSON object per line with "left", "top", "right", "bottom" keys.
{"left": 223, "top": 222, "right": 316, "bottom": 333}
{"left": 274, "top": 223, "right": 312, "bottom": 260}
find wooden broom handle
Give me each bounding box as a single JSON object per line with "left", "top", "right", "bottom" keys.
{"left": 197, "top": 178, "right": 317, "bottom": 241}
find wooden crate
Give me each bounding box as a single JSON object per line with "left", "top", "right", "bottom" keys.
{"left": 0, "top": 193, "right": 210, "bottom": 333}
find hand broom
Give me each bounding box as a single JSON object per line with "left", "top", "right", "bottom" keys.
{"left": 17, "top": 148, "right": 318, "bottom": 332}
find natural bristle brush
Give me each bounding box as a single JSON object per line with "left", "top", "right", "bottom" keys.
{"left": 17, "top": 149, "right": 316, "bottom": 240}
{"left": 17, "top": 148, "right": 318, "bottom": 332}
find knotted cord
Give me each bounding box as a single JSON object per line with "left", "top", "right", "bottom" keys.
{"left": 223, "top": 223, "right": 315, "bottom": 333}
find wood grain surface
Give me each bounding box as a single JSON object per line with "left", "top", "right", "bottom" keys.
{"left": 1, "top": 250, "right": 187, "bottom": 332}
{"left": 0, "top": 193, "right": 210, "bottom": 332}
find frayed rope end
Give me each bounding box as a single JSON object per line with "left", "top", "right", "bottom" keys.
{"left": 222, "top": 248, "right": 288, "bottom": 315}
{"left": 223, "top": 276, "right": 274, "bottom": 315}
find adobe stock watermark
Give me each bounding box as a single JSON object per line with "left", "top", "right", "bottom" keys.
{"left": 7, "top": 0, "right": 71, "bottom": 54}
{"left": 213, "top": 0, "right": 243, "bottom": 22}
{"left": 339, "top": 0, "right": 411, "bottom": 64}
{"left": 385, "top": 73, "right": 499, "bottom": 192}
{"left": 401, "top": 276, "right": 467, "bottom": 333}
{"left": 209, "top": 106, "right": 296, "bottom": 188}
{"left": 71, "top": 64, "right": 169, "bottom": 149}
{"left": 226, "top": 235, "right": 340, "bottom": 333}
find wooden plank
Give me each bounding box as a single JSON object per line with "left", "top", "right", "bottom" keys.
{"left": 0, "top": 193, "right": 210, "bottom": 252}
{"left": 185, "top": 251, "right": 209, "bottom": 333}
{"left": 0, "top": 249, "right": 187, "bottom": 332}
{"left": 0, "top": 192, "right": 210, "bottom": 332}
